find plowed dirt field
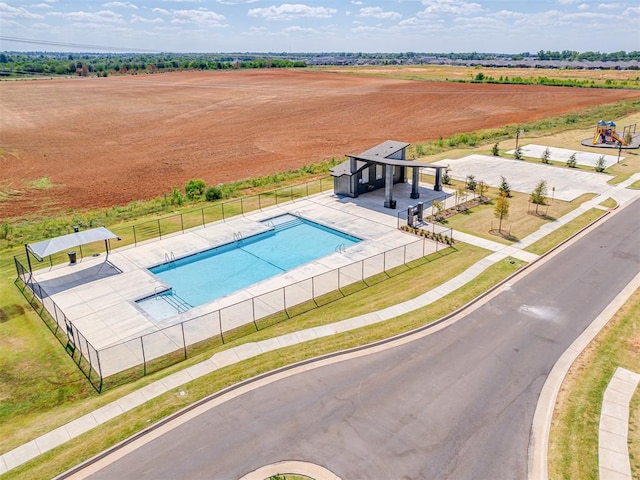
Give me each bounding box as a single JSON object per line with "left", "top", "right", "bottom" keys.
{"left": 1, "top": 69, "right": 638, "bottom": 219}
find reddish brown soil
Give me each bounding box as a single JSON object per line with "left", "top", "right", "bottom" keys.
{"left": 1, "top": 69, "right": 639, "bottom": 219}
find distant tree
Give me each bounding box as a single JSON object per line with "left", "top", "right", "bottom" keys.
{"left": 530, "top": 180, "right": 548, "bottom": 214}
{"left": 566, "top": 152, "right": 577, "bottom": 168}
{"left": 541, "top": 147, "right": 551, "bottom": 164}
{"left": 595, "top": 155, "right": 607, "bottom": 172}
{"left": 494, "top": 192, "right": 509, "bottom": 233}
{"left": 491, "top": 142, "right": 499, "bottom": 156}
{"left": 498, "top": 176, "right": 512, "bottom": 197}
{"left": 205, "top": 185, "right": 222, "bottom": 201}
{"left": 185, "top": 178, "right": 206, "bottom": 200}
{"left": 169, "top": 187, "right": 184, "bottom": 206}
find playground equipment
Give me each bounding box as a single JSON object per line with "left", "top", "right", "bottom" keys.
{"left": 592, "top": 120, "right": 628, "bottom": 146}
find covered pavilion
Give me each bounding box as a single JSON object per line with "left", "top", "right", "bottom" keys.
{"left": 331, "top": 141, "right": 445, "bottom": 209}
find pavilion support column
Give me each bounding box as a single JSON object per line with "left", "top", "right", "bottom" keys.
{"left": 411, "top": 167, "right": 420, "bottom": 199}
{"left": 434, "top": 167, "right": 443, "bottom": 192}
{"left": 349, "top": 157, "right": 359, "bottom": 198}
{"left": 384, "top": 165, "right": 395, "bottom": 208}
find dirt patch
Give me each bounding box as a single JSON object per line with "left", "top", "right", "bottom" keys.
{"left": 1, "top": 69, "right": 639, "bottom": 219}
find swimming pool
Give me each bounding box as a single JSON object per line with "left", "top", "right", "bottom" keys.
{"left": 137, "top": 214, "right": 360, "bottom": 319}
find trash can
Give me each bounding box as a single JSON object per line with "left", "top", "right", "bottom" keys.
{"left": 390, "top": 200, "right": 397, "bottom": 209}
{"left": 68, "top": 251, "right": 77, "bottom": 264}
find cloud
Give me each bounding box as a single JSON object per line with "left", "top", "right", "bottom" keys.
{"left": 557, "top": 0, "right": 580, "bottom": 4}
{"left": 48, "top": 9, "right": 125, "bottom": 24}
{"left": 359, "top": 6, "right": 401, "bottom": 20}
{"left": 418, "top": 0, "right": 483, "bottom": 16}
{"left": 597, "top": 2, "right": 622, "bottom": 9}
{"left": 0, "top": 2, "right": 44, "bottom": 19}
{"left": 248, "top": 3, "right": 337, "bottom": 21}
{"left": 29, "top": 3, "right": 52, "bottom": 8}
{"left": 152, "top": 7, "right": 170, "bottom": 14}
{"left": 131, "top": 14, "right": 163, "bottom": 23}
{"left": 102, "top": 2, "right": 138, "bottom": 9}
{"left": 577, "top": 3, "right": 589, "bottom": 10}
{"left": 216, "top": 0, "right": 258, "bottom": 4}
{"left": 170, "top": 8, "right": 226, "bottom": 26}
{"left": 622, "top": 5, "right": 640, "bottom": 15}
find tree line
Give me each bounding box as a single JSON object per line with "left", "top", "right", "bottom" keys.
{"left": 0, "top": 52, "right": 307, "bottom": 77}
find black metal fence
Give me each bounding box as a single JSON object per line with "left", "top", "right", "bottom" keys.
{"left": 14, "top": 175, "right": 457, "bottom": 391}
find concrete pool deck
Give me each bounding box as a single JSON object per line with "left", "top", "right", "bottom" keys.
{"left": 30, "top": 182, "right": 446, "bottom": 372}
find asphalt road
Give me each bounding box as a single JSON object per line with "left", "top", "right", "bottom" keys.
{"left": 84, "top": 198, "right": 640, "bottom": 480}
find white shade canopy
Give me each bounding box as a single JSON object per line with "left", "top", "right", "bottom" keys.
{"left": 27, "top": 227, "right": 118, "bottom": 260}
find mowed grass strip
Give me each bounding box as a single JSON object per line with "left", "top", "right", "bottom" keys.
{"left": 3, "top": 254, "right": 525, "bottom": 480}
{"left": 548, "top": 288, "right": 640, "bottom": 480}
{"left": 525, "top": 208, "right": 609, "bottom": 256}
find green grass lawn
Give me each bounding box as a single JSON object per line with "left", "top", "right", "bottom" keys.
{"left": 548, "top": 288, "right": 640, "bottom": 480}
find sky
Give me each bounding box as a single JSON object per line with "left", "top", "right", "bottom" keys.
{"left": 1, "top": 0, "right": 639, "bottom": 54}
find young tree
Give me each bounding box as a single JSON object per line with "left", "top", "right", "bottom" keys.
{"left": 466, "top": 174, "right": 477, "bottom": 192}
{"left": 541, "top": 147, "right": 551, "bottom": 164}
{"left": 476, "top": 180, "right": 488, "bottom": 201}
{"left": 566, "top": 152, "right": 577, "bottom": 168}
{"left": 498, "top": 176, "right": 512, "bottom": 197}
{"left": 442, "top": 166, "right": 451, "bottom": 185}
{"left": 595, "top": 155, "right": 606, "bottom": 172}
{"left": 432, "top": 200, "right": 444, "bottom": 221}
{"left": 456, "top": 185, "right": 467, "bottom": 209}
{"left": 513, "top": 146, "right": 523, "bottom": 160}
{"left": 530, "top": 180, "right": 548, "bottom": 214}
{"left": 494, "top": 192, "right": 509, "bottom": 233}
{"left": 491, "top": 142, "right": 499, "bottom": 156}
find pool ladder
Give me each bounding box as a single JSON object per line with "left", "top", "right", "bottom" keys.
{"left": 233, "top": 231, "right": 243, "bottom": 242}
{"left": 335, "top": 243, "right": 346, "bottom": 254}
{"left": 154, "top": 286, "right": 192, "bottom": 313}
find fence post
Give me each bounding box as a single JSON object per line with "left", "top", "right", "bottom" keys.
{"left": 251, "top": 298, "right": 258, "bottom": 331}
{"left": 201, "top": 208, "right": 205, "bottom": 227}
{"left": 180, "top": 214, "right": 184, "bottom": 233}
{"left": 181, "top": 323, "right": 187, "bottom": 360}
{"left": 141, "top": 337, "right": 146, "bottom": 376}
{"left": 157, "top": 219, "right": 162, "bottom": 240}
{"left": 219, "top": 312, "right": 224, "bottom": 344}
{"left": 133, "top": 225, "right": 138, "bottom": 246}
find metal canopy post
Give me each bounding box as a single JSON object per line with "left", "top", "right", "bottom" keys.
{"left": 411, "top": 167, "right": 420, "bottom": 199}
{"left": 384, "top": 164, "right": 394, "bottom": 208}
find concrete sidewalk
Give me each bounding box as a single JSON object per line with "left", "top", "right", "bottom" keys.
{"left": 2, "top": 173, "right": 639, "bottom": 476}
{"left": 599, "top": 367, "right": 640, "bottom": 480}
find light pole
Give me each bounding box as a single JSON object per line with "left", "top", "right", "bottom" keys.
{"left": 617, "top": 143, "right": 623, "bottom": 164}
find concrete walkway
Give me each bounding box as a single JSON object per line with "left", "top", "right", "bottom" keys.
{"left": 599, "top": 367, "right": 640, "bottom": 480}
{"left": 2, "top": 173, "right": 640, "bottom": 476}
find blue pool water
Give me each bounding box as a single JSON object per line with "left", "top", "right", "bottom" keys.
{"left": 138, "top": 215, "right": 360, "bottom": 317}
